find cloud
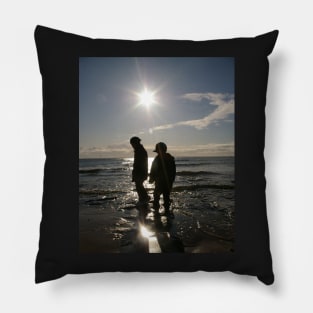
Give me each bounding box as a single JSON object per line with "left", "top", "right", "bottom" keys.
{"left": 152, "top": 92, "right": 234, "bottom": 131}
{"left": 180, "top": 92, "right": 233, "bottom": 104}
{"left": 168, "top": 142, "right": 234, "bottom": 157}
{"left": 153, "top": 124, "right": 175, "bottom": 131}
{"left": 106, "top": 143, "right": 129, "bottom": 150}
{"left": 79, "top": 144, "right": 131, "bottom": 158}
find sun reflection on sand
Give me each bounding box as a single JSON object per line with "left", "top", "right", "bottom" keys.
{"left": 140, "top": 224, "right": 154, "bottom": 238}
{"left": 139, "top": 223, "right": 161, "bottom": 253}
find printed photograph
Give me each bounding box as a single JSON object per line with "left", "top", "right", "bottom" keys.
{"left": 79, "top": 57, "right": 234, "bottom": 253}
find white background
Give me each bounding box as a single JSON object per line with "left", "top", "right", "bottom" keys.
{"left": 1, "top": 0, "right": 312, "bottom": 312}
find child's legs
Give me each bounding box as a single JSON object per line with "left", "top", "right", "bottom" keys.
{"left": 163, "top": 189, "right": 171, "bottom": 211}
{"left": 153, "top": 185, "right": 161, "bottom": 210}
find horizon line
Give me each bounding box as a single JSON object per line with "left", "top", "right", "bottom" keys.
{"left": 79, "top": 155, "right": 234, "bottom": 160}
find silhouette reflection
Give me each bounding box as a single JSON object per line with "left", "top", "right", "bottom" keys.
{"left": 134, "top": 203, "right": 184, "bottom": 253}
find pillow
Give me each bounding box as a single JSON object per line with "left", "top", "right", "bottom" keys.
{"left": 34, "top": 25, "right": 278, "bottom": 285}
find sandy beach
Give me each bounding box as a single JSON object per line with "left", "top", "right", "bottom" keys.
{"left": 79, "top": 191, "right": 234, "bottom": 254}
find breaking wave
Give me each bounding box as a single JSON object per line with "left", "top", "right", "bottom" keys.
{"left": 79, "top": 167, "right": 128, "bottom": 174}
{"left": 176, "top": 171, "right": 220, "bottom": 176}
{"left": 79, "top": 183, "right": 234, "bottom": 196}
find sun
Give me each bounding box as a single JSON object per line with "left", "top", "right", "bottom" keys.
{"left": 138, "top": 89, "right": 156, "bottom": 108}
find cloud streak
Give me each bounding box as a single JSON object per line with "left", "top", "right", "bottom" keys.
{"left": 79, "top": 143, "right": 131, "bottom": 158}
{"left": 168, "top": 142, "right": 234, "bottom": 156}
{"left": 152, "top": 92, "right": 234, "bottom": 131}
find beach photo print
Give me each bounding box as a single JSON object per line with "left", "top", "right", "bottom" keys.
{"left": 79, "top": 57, "right": 235, "bottom": 254}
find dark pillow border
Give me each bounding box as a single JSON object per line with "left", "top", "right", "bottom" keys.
{"left": 34, "top": 25, "right": 278, "bottom": 285}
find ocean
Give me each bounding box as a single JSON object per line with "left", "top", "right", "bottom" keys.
{"left": 79, "top": 157, "right": 235, "bottom": 253}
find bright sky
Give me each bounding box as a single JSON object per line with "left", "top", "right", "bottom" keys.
{"left": 79, "top": 57, "right": 234, "bottom": 158}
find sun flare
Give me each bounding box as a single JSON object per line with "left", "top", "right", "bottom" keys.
{"left": 140, "top": 225, "right": 154, "bottom": 238}
{"left": 138, "top": 89, "right": 156, "bottom": 108}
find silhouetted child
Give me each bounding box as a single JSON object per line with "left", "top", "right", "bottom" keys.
{"left": 149, "top": 142, "right": 176, "bottom": 216}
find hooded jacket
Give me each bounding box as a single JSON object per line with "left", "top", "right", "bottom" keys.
{"left": 149, "top": 153, "right": 176, "bottom": 189}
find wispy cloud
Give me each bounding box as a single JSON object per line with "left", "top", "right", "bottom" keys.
{"left": 152, "top": 92, "right": 234, "bottom": 131}
{"left": 79, "top": 144, "right": 131, "bottom": 158}
{"left": 180, "top": 92, "right": 233, "bottom": 104}
{"left": 168, "top": 142, "right": 234, "bottom": 157}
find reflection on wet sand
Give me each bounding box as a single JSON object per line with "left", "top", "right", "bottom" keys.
{"left": 79, "top": 198, "right": 234, "bottom": 254}
{"left": 120, "top": 204, "right": 184, "bottom": 253}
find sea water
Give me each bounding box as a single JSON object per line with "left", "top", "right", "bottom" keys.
{"left": 79, "top": 157, "right": 234, "bottom": 198}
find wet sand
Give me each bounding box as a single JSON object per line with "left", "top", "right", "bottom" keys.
{"left": 79, "top": 197, "right": 234, "bottom": 254}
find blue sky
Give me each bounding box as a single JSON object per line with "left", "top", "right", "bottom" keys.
{"left": 79, "top": 57, "right": 234, "bottom": 158}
